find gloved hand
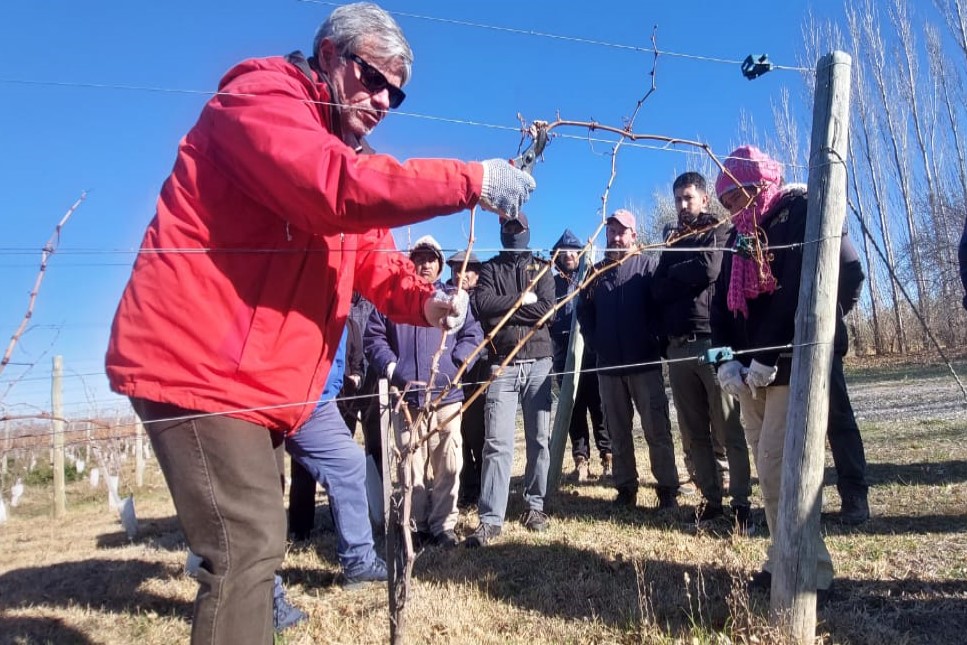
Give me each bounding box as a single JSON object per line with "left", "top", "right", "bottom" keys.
{"left": 746, "top": 359, "right": 778, "bottom": 398}
{"left": 520, "top": 291, "right": 538, "bottom": 305}
{"left": 423, "top": 288, "right": 469, "bottom": 331}
{"left": 479, "top": 159, "right": 537, "bottom": 219}
{"left": 386, "top": 362, "right": 397, "bottom": 381}
{"left": 716, "top": 360, "right": 748, "bottom": 398}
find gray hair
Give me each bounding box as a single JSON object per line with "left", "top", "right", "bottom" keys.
{"left": 313, "top": 2, "right": 413, "bottom": 85}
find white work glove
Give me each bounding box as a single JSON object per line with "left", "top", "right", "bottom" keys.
{"left": 479, "top": 159, "right": 537, "bottom": 219}
{"left": 520, "top": 291, "right": 538, "bottom": 305}
{"left": 423, "top": 288, "right": 469, "bottom": 331}
{"left": 716, "top": 360, "right": 748, "bottom": 398}
{"left": 347, "top": 374, "right": 362, "bottom": 389}
{"left": 386, "top": 362, "right": 397, "bottom": 381}
{"left": 746, "top": 359, "right": 778, "bottom": 398}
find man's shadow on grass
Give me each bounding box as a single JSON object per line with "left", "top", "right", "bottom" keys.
{"left": 0, "top": 558, "right": 192, "bottom": 642}
{"left": 0, "top": 617, "right": 94, "bottom": 645}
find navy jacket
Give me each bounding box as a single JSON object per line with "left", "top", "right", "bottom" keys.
{"left": 577, "top": 251, "right": 664, "bottom": 375}
{"left": 364, "top": 281, "right": 483, "bottom": 407}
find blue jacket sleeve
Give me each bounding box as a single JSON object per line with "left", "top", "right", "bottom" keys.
{"left": 363, "top": 308, "right": 398, "bottom": 381}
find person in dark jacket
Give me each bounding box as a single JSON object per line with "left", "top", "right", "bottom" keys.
{"left": 577, "top": 209, "right": 681, "bottom": 510}
{"left": 446, "top": 251, "right": 489, "bottom": 509}
{"left": 652, "top": 172, "right": 752, "bottom": 529}
{"left": 550, "top": 229, "right": 612, "bottom": 481}
{"left": 710, "top": 145, "right": 835, "bottom": 597}
{"left": 466, "top": 213, "right": 556, "bottom": 546}
{"left": 828, "top": 229, "right": 869, "bottom": 524}
{"left": 365, "top": 236, "right": 483, "bottom": 548}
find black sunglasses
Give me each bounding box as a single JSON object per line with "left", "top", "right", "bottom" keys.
{"left": 344, "top": 52, "right": 406, "bottom": 109}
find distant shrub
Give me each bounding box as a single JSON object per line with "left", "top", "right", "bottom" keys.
{"left": 23, "top": 461, "right": 82, "bottom": 486}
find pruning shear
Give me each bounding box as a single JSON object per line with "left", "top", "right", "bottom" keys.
{"left": 512, "top": 124, "right": 549, "bottom": 176}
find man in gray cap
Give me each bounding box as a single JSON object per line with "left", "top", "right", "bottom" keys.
{"left": 578, "top": 210, "right": 680, "bottom": 511}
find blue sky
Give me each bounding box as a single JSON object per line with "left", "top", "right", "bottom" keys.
{"left": 0, "top": 0, "right": 843, "bottom": 415}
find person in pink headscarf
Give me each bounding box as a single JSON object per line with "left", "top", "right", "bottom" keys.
{"left": 709, "top": 145, "right": 836, "bottom": 602}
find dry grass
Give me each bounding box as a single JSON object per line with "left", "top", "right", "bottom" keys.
{"left": 1, "top": 362, "right": 965, "bottom": 644}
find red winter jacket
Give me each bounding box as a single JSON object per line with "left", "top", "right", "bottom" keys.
{"left": 105, "top": 55, "right": 483, "bottom": 432}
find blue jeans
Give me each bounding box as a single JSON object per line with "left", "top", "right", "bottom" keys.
{"left": 478, "top": 357, "right": 553, "bottom": 526}
{"left": 285, "top": 401, "right": 378, "bottom": 576}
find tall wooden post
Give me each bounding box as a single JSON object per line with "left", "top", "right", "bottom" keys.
{"left": 52, "top": 355, "right": 67, "bottom": 518}
{"left": 1, "top": 419, "right": 9, "bottom": 479}
{"left": 135, "top": 420, "right": 145, "bottom": 487}
{"left": 379, "top": 378, "right": 401, "bottom": 643}
{"left": 547, "top": 252, "right": 589, "bottom": 495}
{"left": 772, "top": 51, "right": 852, "bottom": 641}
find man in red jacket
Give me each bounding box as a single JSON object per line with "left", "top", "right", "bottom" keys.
{"left": 104, "top": 3, "right": 535, "bottom": 642}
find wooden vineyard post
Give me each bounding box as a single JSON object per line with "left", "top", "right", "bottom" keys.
{"left": 52, "top": 355, "right": 66, "bottom": 518}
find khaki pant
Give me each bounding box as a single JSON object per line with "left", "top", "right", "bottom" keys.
{"left": 394, "top": 401, "right": 463, "bottom": 535}
{"left": 737, "top": 385, "right": 834, "bottom": 589}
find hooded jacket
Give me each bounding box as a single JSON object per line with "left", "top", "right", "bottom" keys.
{"left": 475, "top": 251, "right": 555, "bottom": 361}
{"left": 710, "top": 185, "right": 864, "bottom": 383}
{"left": 105, "top": 54, "right": 483, "bottom": 432}
{"left": 364, "top": 281, "right": 483, "bottom": 407}
{"left": 550, "top": 229, "right": 593, "bottom": 372}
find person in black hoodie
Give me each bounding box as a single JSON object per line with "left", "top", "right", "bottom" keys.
{"left": 710, "top": 145, "right": 836, "bottom": 599}
{"left": 465, "top": 213, "right": 556, "bottom": 546}
{"left": 577, "top": 209, "right": 681, "bottom": 511}
{"left": 550, "top": 229, "right": 612, "bottom": 481}
{"left": 652, "top": 172, "right": 752, "bottom": 529}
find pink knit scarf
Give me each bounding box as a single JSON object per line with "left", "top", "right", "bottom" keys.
{"left": 727, "top": 184, "right": 782, "bottom": 317}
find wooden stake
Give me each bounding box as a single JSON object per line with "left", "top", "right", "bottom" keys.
{"left": 771, "top": 50, "right": 852, "bottom": 642}
{"left": 135, "top": 420, "right": 145, "bottom": 487}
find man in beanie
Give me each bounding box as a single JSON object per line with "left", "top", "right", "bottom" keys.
{"left": 466, "top": 213, "right": 556, "bottom": 545}
{"left": 711, "top": 145, "right": 846, "bottom": 599}
{"left": 365, "top": 236, "right": 483, "bottom": 547}
{"left": 652, "top": 172, "right": 752, "bottom": 531}
{"left": 577, "top": 210, "right": 681, "bottom": 511}
{"left": 550, "top": 229, "right": 612, "bottom": 481}
{"left": 446, "top": 251, "right": 489, "bottom": 509}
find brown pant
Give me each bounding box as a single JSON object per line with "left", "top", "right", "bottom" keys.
{"left": 133, "top": 398, "right": 286, "bottom": 645}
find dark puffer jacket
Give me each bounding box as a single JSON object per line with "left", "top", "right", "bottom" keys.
{"left": 577, "top": 251, "right": 664, "bottom": 375}
{"left": 475, "top": 251, "right": 555, "bottom": 361}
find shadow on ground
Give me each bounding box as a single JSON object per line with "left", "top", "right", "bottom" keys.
{"left": 0, "top": 558, "right": 192, "bottom": 640}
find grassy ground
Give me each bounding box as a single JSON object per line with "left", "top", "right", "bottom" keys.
{"left": 1, "top": 363, "right": 965, "bottom": 644}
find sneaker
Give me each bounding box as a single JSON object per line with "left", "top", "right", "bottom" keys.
{"left": 519, "top": 508, "right": 549, "bottom": 532}
{"left": 614, "top": 487, "right": 638, "bottom": 508}
{"left": 656, "top": 487, "right": 679, "bottom": 511}
{"left": 732, "top": 504, "right": 754, "bottom": 536}
{"left": 838, "top": 494, "right": 870, "bottom": 525}
{"left": 433, "top": 529, "right": 460, "bottom": 548}
{"left": 342, "top": 558, "right": 389, "bottom": 589}
{"left": 273, "top": 575, "right": 307, "bottom": 632}
{"left": 600, "top": 453, "right": 613, "bottom": 480}
{"left": 695, "top": 501, "right": 724, "bottom": 523}
{"left": 464, "top": 522, "right": 501, "bottom": 548}
{"left": 571, "top": 456, "right": 589, "bottom": 483}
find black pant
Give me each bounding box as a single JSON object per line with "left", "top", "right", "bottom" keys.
{"left": 458, "top": 360, "right": 489, "bottom": 503}
{"left": 288, "top": 459, "right": 317, "bottom": 540}
{"left": 566, "top": 369, "right": 611, "bottom": 460}
{"left": 828, "top": 354, "right": 868, "bottom": 498}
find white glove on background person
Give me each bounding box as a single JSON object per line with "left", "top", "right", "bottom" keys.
{"left": 716, "top": 360, "right": 748, "bottom": 398}
{"left": 746, "top": 359, "right": 778, "bottom": 398}
{"left": 423, "top": 288, "right": 469, "bottom": 331}
{"left": 479, "top": 159, "right": 537, "bottom": 219}
{"left": 386, "top": 362, "right": 397, "bottom": 381}
{"left": 520, "top": 291, "right": 538, "bottom": 305}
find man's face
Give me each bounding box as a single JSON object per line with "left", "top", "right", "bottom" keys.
{"left": 320, "top": 36, "right": 405, "bottom": 138}
{"left": 411, "top": 251, "right": 441, "bottom": 281}
{"left": 449, "top": 265, "right": 479, "bottom": 290}
{"left": 558, "top": 249, "right": 580, "bottom": 272}
{"left": 606, "top": 220, "right": 637, "bottom": 259}
{"left": 674, "top": 184, "right": 709, "bottom": 224}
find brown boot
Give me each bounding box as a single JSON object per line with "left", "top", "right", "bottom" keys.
{"left": 571, "top": 456, "right": 589, "bottom": 482}
{"left": 600, "top": 453, "right": 613, "bottom": 480}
